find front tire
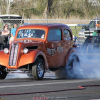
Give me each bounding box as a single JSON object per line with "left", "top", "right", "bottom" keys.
{"left": 0, "top": 66, "right": 7, "bottom": 79}
{"left": 32, "top": 59, "right": 45, "bottom": 80}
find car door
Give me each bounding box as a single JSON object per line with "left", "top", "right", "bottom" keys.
{"left": 63, "top": 28, "right": 73, "bottom": 61}
{"left": 45, "top": 28, "right": 65, "bottom": 67}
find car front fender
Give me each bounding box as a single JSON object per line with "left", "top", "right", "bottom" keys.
{"left": 0, "top": 50, "right": 9, "bottom": 66}
{"left": 19, "top": 50, "right": 49, "bottom": 69}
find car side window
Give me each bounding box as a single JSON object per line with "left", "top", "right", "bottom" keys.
{"left": 48, "top": 29, "right": 61, "bottom": 41}
{"left": 63, "top": 29, "right": 71, "bottom": 40}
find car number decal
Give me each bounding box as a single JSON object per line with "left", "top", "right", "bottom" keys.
{"left": 47, "top": 46, "right": 63, "bottom": 55}
{"left": 47, "top": 48, "right": 56, "bottom": 55}
{"left": 57, "top": 47, "right": 63, "bottom": 53}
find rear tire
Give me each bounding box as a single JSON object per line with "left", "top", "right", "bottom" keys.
{"left": 65, "top": 52, "right": 80, "bottom": 79}
{"left": 32, "top": 59, "right": 45, "bottom": 80}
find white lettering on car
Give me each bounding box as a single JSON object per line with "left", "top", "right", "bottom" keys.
{"left": 57, "top": 47, "right": 63, "bottom": 53}
{"left": 47, "top": 46, "right": 63, "bottom": 55}
{"left": 19, "top": 40, "right": 35, "bottom": 43}
{"left": 47, "top": 48, "right": 56, "bottom": 55}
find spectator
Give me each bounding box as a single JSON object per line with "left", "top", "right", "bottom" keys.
{"left": 11, "top": 24, "right": 17, "bottom": 37}
{"left": 2, "top": 24, "right": 10, "bottom": 36}
{"left": 1, "top": 24, "right": 10, "bottom": 46}
{"left": 9, "top": 24, "right": 17, "bottom": 44}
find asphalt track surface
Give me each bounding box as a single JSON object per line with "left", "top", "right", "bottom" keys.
{"left": 0, "top": 72, "right": 100, "bottom": 100}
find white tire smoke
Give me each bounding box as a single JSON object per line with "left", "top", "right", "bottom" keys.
{"left": 55, "top": 52, "right": 84, "bottom": 79}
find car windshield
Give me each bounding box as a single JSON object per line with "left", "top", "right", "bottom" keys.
{"left": 88, "top": 21, "right": 96, "bottom": 28}
{"left": 17, "top": 29, "right": 45, "bottom": 39}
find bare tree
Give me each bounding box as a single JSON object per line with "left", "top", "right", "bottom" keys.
{"left": 6, "top": 0, "right": 10, "bottom": 14}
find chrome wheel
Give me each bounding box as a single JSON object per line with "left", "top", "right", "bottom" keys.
{"left": 32, "top": 59, "right": 45, "bottom": 80}
{"left": 37, "top": 62, "right": 44, "bottom": 78}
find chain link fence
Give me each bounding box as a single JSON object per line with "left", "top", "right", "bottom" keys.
{"left": 0, "top": 18, "right": 99, "bottom": 39}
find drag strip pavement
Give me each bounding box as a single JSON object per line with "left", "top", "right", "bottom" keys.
{"left": 0, "top": 78, "right": 98, "bottom": 89}
{"left": 0, "top": 72, "right": 100, "bottom": 100}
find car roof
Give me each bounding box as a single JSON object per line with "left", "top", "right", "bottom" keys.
{"left": 22, "top": 23, "right": 68, "bottom": 27}
{"left": 18, "top": 23, "right": 72, "bottom": 33}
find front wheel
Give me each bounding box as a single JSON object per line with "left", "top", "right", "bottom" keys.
{"left": 0, "top": 66, "right": 7, "bottom": 79}
{"left": 32, "top": 59, "right": 45, "bottom": 80}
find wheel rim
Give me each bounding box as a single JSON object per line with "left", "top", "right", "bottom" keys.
{"left": 37, "top": 62, "right": 44, "bottom": 77}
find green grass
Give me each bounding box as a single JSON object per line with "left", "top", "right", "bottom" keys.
{"left": 0, "top": 22, "right": 3, "bottom": 29}
{"left": 70, "top": 26, "right": 82, "bottom": 37}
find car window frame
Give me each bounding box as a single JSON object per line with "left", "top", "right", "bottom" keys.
{"left": 63, "top": 29, "right": 72, "bottom": 41}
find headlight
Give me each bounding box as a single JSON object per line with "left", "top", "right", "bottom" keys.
{"left": 23, "top": 48, "right": 28, "bottom": 54}
{"left": 4, "top": 48, "right": 9, "bottom": 54}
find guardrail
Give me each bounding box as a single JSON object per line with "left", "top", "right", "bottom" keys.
{"left": 67, "top": 24, "right": 88, "bottom": 26}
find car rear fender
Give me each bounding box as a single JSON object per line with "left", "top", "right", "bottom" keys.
{"left": 65, "top": 48, "right": 77, "bottom": 63}
{"left": 19, "top": 50, "right": 48, "bottom": 70}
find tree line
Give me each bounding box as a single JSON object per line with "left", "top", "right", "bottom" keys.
{"left": 0, "top": 0, "right": 100, "bottom": 19}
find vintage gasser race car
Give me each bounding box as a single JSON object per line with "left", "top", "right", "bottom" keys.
{"left": 0, "top": 23, "right": 79, "bottom": 80}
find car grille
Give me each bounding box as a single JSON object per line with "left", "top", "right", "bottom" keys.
{"left": 9, "top": 43, "right": 19, "bottom": 66}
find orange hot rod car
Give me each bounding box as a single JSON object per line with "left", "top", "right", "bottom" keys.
{"left": 0, "top": 23, "right": 80, "bottom": 80}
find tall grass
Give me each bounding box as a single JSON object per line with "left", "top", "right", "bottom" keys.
{"left": 70, "top": 26, "right": 82, "bottom": 37}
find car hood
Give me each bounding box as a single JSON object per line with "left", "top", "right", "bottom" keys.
{"left": 11, "top": 39, "right": 44, "bottom": 48}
